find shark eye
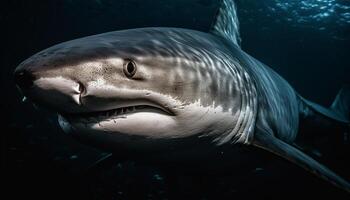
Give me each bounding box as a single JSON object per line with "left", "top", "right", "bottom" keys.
{"left": 123, "top": 60, "right": 137, "bottom": 78}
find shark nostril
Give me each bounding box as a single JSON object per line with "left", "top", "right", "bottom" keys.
{"left": 14, "top": 69, "right": 35, "bottom": 89}
{"left": 78, "top": 82, "right": 85, "bottom": 94}
{"left": 77, "top": 82, "right": 86, "bottom": 106}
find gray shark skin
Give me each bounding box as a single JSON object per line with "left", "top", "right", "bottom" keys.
{"left": 14, "top": 0, "right": 350, "bottom": 192}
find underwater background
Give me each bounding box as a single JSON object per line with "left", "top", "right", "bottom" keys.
{"left": 2, "top": 0, "right": 350, "bottom": 199}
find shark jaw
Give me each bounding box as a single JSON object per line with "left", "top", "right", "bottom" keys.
{"left": 57, "top": 97, "right": 238, "bottom": 149}
{"left": 60, "top": 104, "right": 174, "bottom": 123}
{"left": 57, "top": 100, "right": 180, "bottom": 139}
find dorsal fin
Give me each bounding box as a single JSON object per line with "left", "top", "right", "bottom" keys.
{"left": 210, "top": 0, "right": 241, "bottom": 46}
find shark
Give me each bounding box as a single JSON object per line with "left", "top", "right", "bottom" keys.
{"left": 14, "top": 0, "right": 350, "bottom": 192}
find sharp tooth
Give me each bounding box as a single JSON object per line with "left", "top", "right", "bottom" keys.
{"left": 22, "top": 96, "right": 27, "bottom": 102}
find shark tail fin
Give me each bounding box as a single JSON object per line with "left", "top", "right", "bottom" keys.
{"left": 210, "top": 0, "right": 241, "bottom": 46}
{"left": 331, "top": 86, "right": 350, "bottom": 122}
{"left": 253, "top": 131, "right": 350, "bottom": 193}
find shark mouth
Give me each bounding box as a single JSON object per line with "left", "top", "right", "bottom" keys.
{"left": 61, "top": 105, "right": 174, "bottom": 122}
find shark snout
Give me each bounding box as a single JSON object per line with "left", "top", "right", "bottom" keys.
{"left": 14, "top": 68, "right": 35, "bottom": 90}
{"left": 14, "top": 67, "right": 86, "bottom": 113}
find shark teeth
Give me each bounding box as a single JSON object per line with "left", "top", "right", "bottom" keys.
{"left": 105, "top": 106, "right": 137, "bottom": 117}
{"left": 60, "top": 104, "right": 175, "bottom": 124}
{"left": 63, "top": 105, "right": 162, "bottom": 121}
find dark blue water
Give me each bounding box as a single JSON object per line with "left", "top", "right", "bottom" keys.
{"left": 2, "top": 0, "right": 350, "bottom": 199}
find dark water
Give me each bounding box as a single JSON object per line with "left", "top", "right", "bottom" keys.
{"left": 2, "top": 0, "right": 350, "bottom": 199}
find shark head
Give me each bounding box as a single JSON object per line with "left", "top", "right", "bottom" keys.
{"left": 14, "top": 28, "right": 254, "bottom": 153}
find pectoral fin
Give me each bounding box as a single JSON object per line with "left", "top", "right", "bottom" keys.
{"left": 252, "top": 131, "right": 350, "bottom": 192}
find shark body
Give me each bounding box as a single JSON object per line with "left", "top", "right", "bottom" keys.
{"left": 14, "top": 0, "right": 350, "bottom": 192}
